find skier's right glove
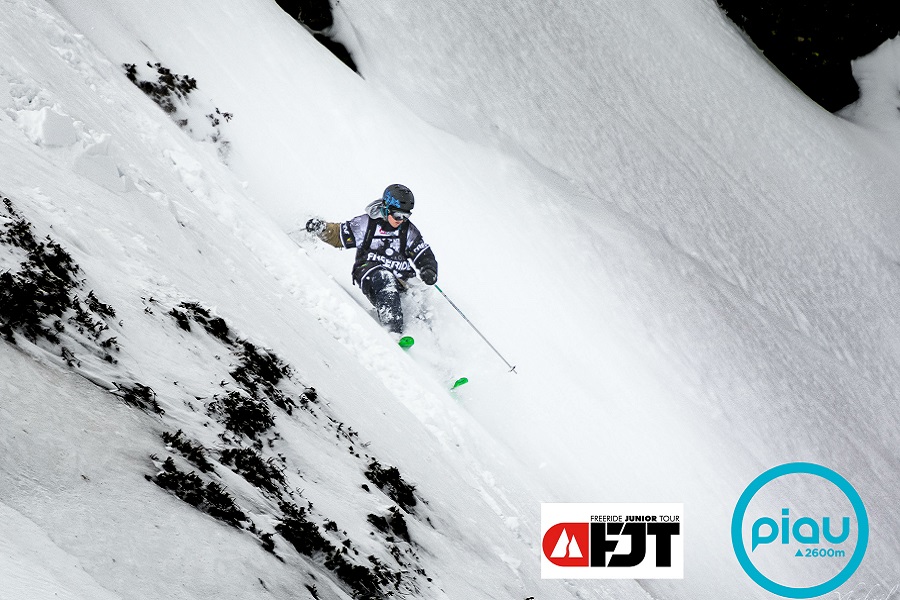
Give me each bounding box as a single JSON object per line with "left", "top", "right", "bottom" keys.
{"left": 420, "top": 267, "right": 437, "bottom": 286}
{"left": 305, "top": 218, "right": 325, "bottom": 234}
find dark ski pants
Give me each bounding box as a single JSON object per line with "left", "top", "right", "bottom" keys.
{"left": 361, "top": 268, "right": 404, "bottom": 334}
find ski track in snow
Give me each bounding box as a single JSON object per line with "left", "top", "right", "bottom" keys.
{"left": 0, "top": 502, "right": 123, "bottom": 600}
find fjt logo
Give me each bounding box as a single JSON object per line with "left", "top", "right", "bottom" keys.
{"left": 541, "top": 503, "right": 684, "bottom": 579}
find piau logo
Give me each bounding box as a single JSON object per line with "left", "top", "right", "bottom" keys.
{"left": 732, "top": 463, "right": 868, "bottom": 598}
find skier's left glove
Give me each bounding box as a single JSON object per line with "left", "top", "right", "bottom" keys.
{"left": 305, "top": 218, "right": 325, "bottom": 234}
{"left": 420, "top": 267, "right": 437, "bottom": 286}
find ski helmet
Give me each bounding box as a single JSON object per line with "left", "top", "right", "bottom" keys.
{"left": 381, "top": 184, "right": 414, "bottom": 218}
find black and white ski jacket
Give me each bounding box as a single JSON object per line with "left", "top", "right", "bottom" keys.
{"left": 318, "top": 202, "right": 438, "bottom": 288}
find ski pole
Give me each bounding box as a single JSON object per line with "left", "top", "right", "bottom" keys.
{"left": 434, "top": 284, "right": 517, "bottom": 374}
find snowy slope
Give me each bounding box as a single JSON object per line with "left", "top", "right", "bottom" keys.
{"left": 1, "top": 2, "right": 625, "bottom": 599}
{"left": 332, "top": 0, "right": 900, "bottom": 594}
{"left": 2, "top": 0, "right": 900, "bottom": 599}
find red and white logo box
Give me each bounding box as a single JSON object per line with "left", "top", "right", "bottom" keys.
{"left": 541, "top": 503, "right": 684, "bottom": 579}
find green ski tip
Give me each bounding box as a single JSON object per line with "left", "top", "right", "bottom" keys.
{"left": 451, "top": 377, "right": 469, "bottom": 390}
{"left": 398, "top": 336, "right": 415, "bottom": 349}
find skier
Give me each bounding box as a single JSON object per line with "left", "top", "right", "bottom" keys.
{"left": 305, "top": 184, "right": 438, "bottom": 334}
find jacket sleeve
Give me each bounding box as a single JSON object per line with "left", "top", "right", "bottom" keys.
{"left": 413, "top": 247, "right": 438, "bottom": 275}
{"left": 317, "top": 222, "right": 344, "bottom": 248}
{"left": 407, "top": 228, "right": 437, "bottom": 275}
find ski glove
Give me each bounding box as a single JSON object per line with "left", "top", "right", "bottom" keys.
{"left": 420, "top": 267, "right": 437, "bottom": 286}
{"left": 305, "top": 218, "right": 325, "bottom": 234}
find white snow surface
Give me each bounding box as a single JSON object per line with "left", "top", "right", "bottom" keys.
{"left": 0, "top": 0, "right": 898, "bottom": 599}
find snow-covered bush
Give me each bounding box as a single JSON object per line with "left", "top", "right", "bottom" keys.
{"left": 152, "top": 457, "right": 246, "bottom": 528}
{"left": 123, "top": 62, "right": 196, "bottom": 115}
{"left": 0, "top": 197, "right": 118, "bottom": 363}
{"left": 208, "top": 389, "right": 275, "bottom": 440}
{"left": 220, "top": 446, "right": 285, "bottom": 494}
{"left": 170, "top": 301, "right": 230, "bottom": 341}
{"left": 364, "top": 459, "right": 417, "bottom": 512}
{"left": 367, "top": 507, "right": 410, "bottom": 543}
{"left": 162, "top": 430, "right": 214, "bottom": 472}
{"left": 114, "top": 382, "right": 163, "bottom": 415}
{"left": 123, "top": 62, "right": 234, "bottom": 160}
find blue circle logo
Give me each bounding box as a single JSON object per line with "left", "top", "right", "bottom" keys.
{"left": 731, "top": 462, "right": 868, "bottom": 598}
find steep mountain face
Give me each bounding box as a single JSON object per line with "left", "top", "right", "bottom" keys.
{"left": 2, "top": 3, "right": 611, "bottom": 599}
{"left": 333, "top": 0, "right": 900, "bottom": 580}
{"left": 3, "top": 0, "right": 900, "bottom": 599}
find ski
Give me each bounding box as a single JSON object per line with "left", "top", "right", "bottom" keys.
{"left": 451, "top": 377, "right": 468, "bottom": 390}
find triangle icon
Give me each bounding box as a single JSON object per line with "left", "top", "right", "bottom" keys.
{"left": 795, "top": 549, "right": 803, "bottom": 557}
{"left": 551, "top": 529, "right": 570, "bottom": 558}
{"left": 568, "top": 535, "right": 583, "bottom": 558}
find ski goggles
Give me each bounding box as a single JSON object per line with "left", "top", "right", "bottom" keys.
{"left": 388, "top": 210, "right": 411, "bottom": 220}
